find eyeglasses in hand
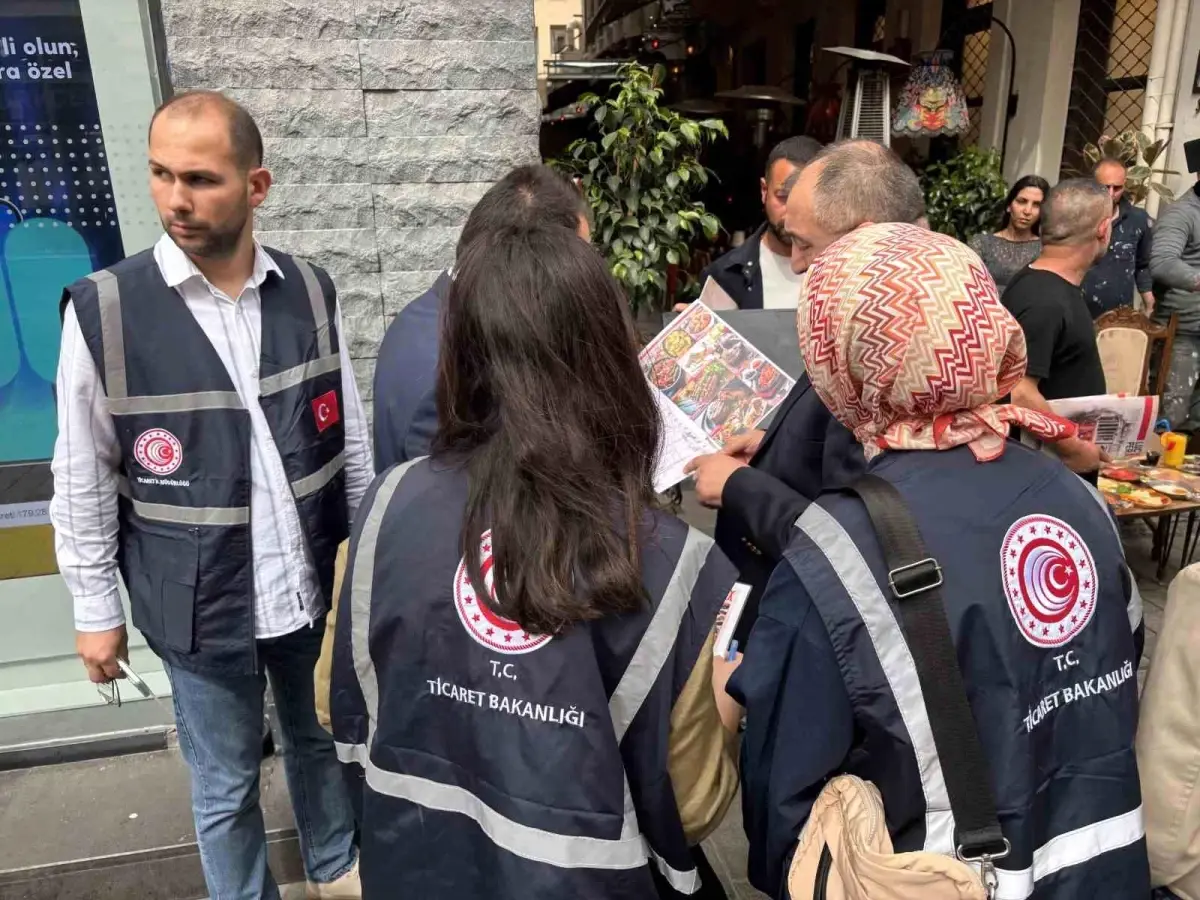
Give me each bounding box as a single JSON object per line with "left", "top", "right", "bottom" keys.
{"left": 96, "top": 658, "right": 158, "bottom": 708}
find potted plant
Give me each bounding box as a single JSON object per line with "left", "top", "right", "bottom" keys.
{"left": 920, "top": 146, "right": 1008, "bottom": 244}
{"left": 554, "top": 63, "right": 727, "bottom": 313}
{"left": 1081, "top": 130, "right": 1179, "bottom": 204}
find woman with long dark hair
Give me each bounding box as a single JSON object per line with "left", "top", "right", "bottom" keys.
{"left": 330, "top": 225, "right": 741, "bottom": 899}
{"left": 969, "top": 174, "right": 1051, "bottom": 289}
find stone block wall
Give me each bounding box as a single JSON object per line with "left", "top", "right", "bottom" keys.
{"left": 159, "top": 0, "right": 541, "bottom": 410}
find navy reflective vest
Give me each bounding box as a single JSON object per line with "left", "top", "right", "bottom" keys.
{"left": 331, "top": 458, "right": 737, "bottom": 898}
{"left": 62, "top": 247, "right": 350, "bottom": 674}
{"left": 784, "top": 444, "right": 1148, "bottom": 899}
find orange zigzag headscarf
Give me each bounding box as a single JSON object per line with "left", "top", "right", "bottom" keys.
{"left": 797, "top": 222, "right": 1076, "bottom": 462}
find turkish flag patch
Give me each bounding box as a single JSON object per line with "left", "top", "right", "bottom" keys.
{"left": 312, "top": 390, "right": 340, "bottom": 433}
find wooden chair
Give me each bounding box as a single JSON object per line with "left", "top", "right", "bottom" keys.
{"left": 1094, "top": 307, "right": 1177, "bottom": 397}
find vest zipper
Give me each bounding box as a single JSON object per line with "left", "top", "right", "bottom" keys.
{"left": 813, "top": 844, "right": 832, "bottom": 900}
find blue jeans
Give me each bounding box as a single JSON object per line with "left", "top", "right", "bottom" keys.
{"left": 165, "top": 618, "right": 356, "bottom": 900}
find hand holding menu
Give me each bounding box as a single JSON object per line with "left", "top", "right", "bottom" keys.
{"left": 1045, "top": 394, "right": 1158, "bottom": 458}
{"left": 640, "top": 300, "right": 797, "bottom": 492}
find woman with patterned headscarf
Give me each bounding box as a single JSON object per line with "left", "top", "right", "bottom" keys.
{"left": 728, "top": 223, "right": 1149, "bottom": 899}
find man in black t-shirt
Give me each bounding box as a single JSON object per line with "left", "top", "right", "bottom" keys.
{"left": 1001, "top": 178, "right": 1111, "bottom": 475}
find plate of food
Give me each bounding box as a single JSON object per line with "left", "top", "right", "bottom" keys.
{"left": 1097, "top": 476, "right": 1130, "bottom": 495}
{"left": 702, "top": 392, "right": 740, "bottom": 433}
{"left": 1144, "top": 468, "right": 1198, "bottom": 485}
{"left": 648, "top": 357, "right": 683, "bottom": 393}
{"left": 1143, "top": 480, "right": 1193, "bottom": 500}
{"left": 1102, "top": 493, "right": 1135, "bottom": 512}
{"left": 662, "top": 330, "right": 694, "bottom": 358}
{"left": 755, "top": 363, "right": 785, "bottom": 399}
{"left": 717, "top": 332, "right": 749, "bottom": 368}
{"left": 1128, "top": 488, "right": 1172, "bottom": 509}
{"left": 1100, "top": 466, "right": 1141, "bottom": 482}
{"left": 744, "top": 397, "right": 769, "bottom": 427}
{"left": 683, "top": 308, "right": 713, "bottom": 336}
{"left": 675, "top": 362, "right": 727, "bottom": 415}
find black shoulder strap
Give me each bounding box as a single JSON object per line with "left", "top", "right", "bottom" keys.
{"left": 848, "top": 474, "right": 1009, "bottom": 862}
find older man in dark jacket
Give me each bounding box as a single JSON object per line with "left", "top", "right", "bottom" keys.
{"left": 687, "top": 140, "right": 927, "bottom": 643}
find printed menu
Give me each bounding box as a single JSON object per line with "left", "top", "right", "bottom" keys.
{"left": 1045, "top": 394, "right": 1159, "bottom": 459}
{"left": 640, "top": 301, "right": 797, "bottom": 493}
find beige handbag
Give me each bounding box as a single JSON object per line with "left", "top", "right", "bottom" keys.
{"left": 786, "top": 477, "right": 1013, "bottom": 900}
{"left": 788, "top": 776, "right": 987, "bottom": 900}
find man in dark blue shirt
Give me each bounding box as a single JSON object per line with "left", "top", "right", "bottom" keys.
{"left": 372, "top": 166, "right": 591, "bottom": 471}
{"left": 1082, "top": 157, "right": 1154, "bottom": 319}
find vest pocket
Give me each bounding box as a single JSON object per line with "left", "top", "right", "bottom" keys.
{"left": 160, "top": 570, "right": 197, "bottom": 652}
{"left": 128, "top": 531, "right": 199, "bottom": 654}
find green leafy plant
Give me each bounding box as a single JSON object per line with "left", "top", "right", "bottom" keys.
{"left": 554, "top": 63, "right": 727, "bottom": 312}
{"left": 920, "top": 146, "right": 1008, "bottom": 243}
{"left": 1082, "top": 130, "right": 1179, "bottom": 204}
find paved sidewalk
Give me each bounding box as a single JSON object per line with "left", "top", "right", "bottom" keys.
{"left": 0, "top": 748, "right": 303, "bottom": 900}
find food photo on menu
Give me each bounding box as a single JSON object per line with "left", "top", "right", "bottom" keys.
{"left": 640, "top": 302, "right": 796, "bottom": 492}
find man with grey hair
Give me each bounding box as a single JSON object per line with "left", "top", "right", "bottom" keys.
{"left": 686, "top": 139, "right": 925, "bottom": 644}
{"left": 1003, "top": 178, "right": 1111, "bottom": 477}
{"left": 784, "top": 138, "right": 927, "bottom": 272}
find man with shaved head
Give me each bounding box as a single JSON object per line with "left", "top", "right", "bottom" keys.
{"left": 1083, "top": 157, "right": 1153, "bottom": 318}
{"left": 686, "top": 139, "right": 925, "bottom": 643}
{"left": 694, "top": 135, "right": 823, "bottom": 310}
{"left": 1002, "top": 178, "right": 1111, "bottom": 479}
{"left": 52, "top": 90, "right": 367, "bottom": 898}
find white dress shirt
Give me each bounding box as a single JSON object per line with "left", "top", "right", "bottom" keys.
{"left": 51, "top": 234, "right": 374, "bottom": 638}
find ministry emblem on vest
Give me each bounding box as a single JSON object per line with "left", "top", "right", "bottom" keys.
{"left": 1001, "top": 514, "right": 1097, "bottom": 648}
{"left": 454, "top": 530, "right": 551, "bottom": 655}
{"left": 133, "top": 428, "right": 183, "bottom": 476}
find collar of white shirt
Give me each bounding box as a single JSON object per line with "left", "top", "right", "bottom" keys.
{"left": 154, "top": 233, "right": 284, "bottom": 296}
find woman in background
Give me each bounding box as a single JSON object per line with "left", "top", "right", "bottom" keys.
{"left": 331, "top": 224, "right": 741, "bottom": 899}
{"left": 969, "top": 174, "right": 1050, "bottom": 289}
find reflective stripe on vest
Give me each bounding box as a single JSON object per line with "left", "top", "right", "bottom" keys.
{"left": 93, "top": 257, "right": 344, "bottom": 505}
{"left": 796, "top": 502, "right": 956, "bottom": 855}
{"left": 292, "top": 451, "right": 346, "bottom": 499}
{"left": 260, "top": 353, "right": 341, "bottom": 397}
{"left": 795, "top": 503, "right": 1145, "bottom": 898}
{"left": 90, "top": 269, "right": 127, "bottom": 400}
{"left": 991, "top": 806, "right": 1144, "bottom": 899}
{"left": 1081, "top": 481, "right": 1143, "bottom": 632}
{"left": 609, "top": 526, "right": 708, "bottom": 742}
{"left": 107, "top": 391, "right": 245, "bottom": 416}
{"left": 338, "top": 460, "right": 706, "bottom": 893}
{"left": 92, "top": 259, "right": 339, "bottom": 406}
{"left": 295, "top": 258, "right": 331, "bottom": 359}
{"left": 117, "top": 475, "right": 250, "bottom": 527}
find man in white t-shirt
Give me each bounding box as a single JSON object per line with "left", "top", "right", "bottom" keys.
{"left": 758, "top": 223, "right": 806, "bottom": 309}
{"left": 697, "top": 136, "right": 821, "bottom": 309}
